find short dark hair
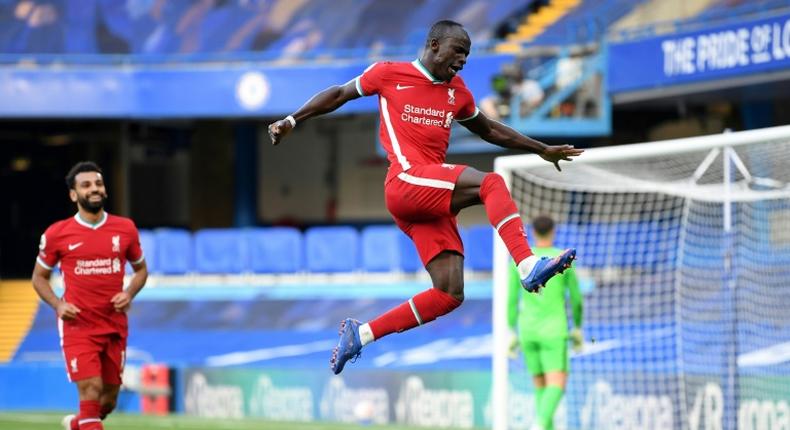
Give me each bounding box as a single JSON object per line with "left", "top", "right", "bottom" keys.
{"left": 532, "top": 215, "right": 555, "bottom": 237}
{"left": 426, "top": 20, "right": 466, "bottom": 46}
{"left": 66, "top": 161, "right": 103, "bottom": 190}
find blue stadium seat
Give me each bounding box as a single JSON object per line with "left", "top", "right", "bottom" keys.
{"left": 125, "top": 229, "right": 157, "bottom": 274}
{"left": 194, "top": 229, "right": 248, "bottom": 274}
{"left": 397, "top": 232, "right": 423, "bottom": 272}
{"left": 154, "top": 228, "right": 193, "bottom": 275}
{"left": 551, "top": 221, "right": 681, "bottom": 270}
{"left": 247, "top": 227, "right": 303, "bottom": 274}
{"left": 462, "top": 225, "right": 494, "bottom": 271}
{"left": 361, "top": 225, "right": 401, "bottom": 272}
{"left": 139, "top": 229, "right": 157, "bottom": 272}
{"left": 305, "top": 226, "right": 359, "bottom": 273}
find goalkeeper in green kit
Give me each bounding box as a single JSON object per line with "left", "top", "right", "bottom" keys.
{"left": 508, "top": 215, "right": 583, "bottom": 430}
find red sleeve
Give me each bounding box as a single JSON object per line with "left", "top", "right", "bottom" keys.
{"left": 36, "top": 224, "right": 60, "bottom": 270}
{"left": 126, "top": 222, "right": 144, "bottom": 265}
{"left": 455, "top": 83, "right": 479, "bottom": 122}
{"left": 355, "top": 62, "right": 389, "bottom": 96}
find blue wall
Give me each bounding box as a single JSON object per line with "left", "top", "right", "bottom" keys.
{"left": 0, "top": 54, "right": 513, "bottom": 118}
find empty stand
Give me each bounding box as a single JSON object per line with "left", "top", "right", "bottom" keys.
{"left": 193, "top": 229, "right": 248, "bottom": 274}
{"left": 503, "top": 0, "right": 581, "bottom": 47}
{"left": 0, "top": 0, "right": 532, "bottom": 59}
{"left": 531, "top": 0, "right": 643, "bottom": 45}
{"left": 0, "top": 280, "right": 39, "bottom": 363}
{"left": 397, "top": 230, "right": 424, "bottom": 272}
{"left": 247, "top": 227, "right": 303, "bottom": 273}
{"left": 154, "top": 228, "right": 193, "bottom": 275}
{"left": 462, "top": 225, "right": 494, "bottom": 271}
{"left": 48, "top": 221, "right": 692, "bottom": 277}
{"left": 361, "top": 225, "right": 402, "bottom": 272}
{"left": 304, "top": 226, "right": 360, "bottom": 273}
{"left": 125, "top": 229, "right": 157, "bottom": 275}
{"left": 139, "top": 229, "right": 156, "bottom": 272}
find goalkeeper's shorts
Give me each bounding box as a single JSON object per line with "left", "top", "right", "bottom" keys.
{"left": 520, "top": 338, "right": 569, "bottom": 375}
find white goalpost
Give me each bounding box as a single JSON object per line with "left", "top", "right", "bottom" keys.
{"left": 492, "top": 125, "right": 790, "bottom": 430}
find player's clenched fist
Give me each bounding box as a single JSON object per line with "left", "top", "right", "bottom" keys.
{"left": 110, "top": 291, "right": 133, "bottom": 313}
{"left": 56, "top": 300, "right": 80, "bottom": 320}
{"left": 268, "top": 116, "right": 295, "bottom": 145}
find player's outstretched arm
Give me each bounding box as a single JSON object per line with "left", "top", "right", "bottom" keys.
{"left": 268, "top": 80, "right": 362, "bottom": 145}
{"left": 460, "top": 111, "right": 584, "bottom": 171}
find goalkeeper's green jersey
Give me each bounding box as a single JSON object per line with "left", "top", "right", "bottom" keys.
{"left": 507, "top": 246, "right": 583, "bottom": 341}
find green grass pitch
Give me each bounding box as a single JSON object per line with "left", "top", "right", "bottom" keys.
{"left": 0, "top": 412, "right": 463, "bottom": 430}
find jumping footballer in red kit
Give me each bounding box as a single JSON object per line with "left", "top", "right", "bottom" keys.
{"left": 268, "top": 20, "right": 583, "bottom": 374}
{"left": 31, "top": 161, "right": 148, "bottom": 430}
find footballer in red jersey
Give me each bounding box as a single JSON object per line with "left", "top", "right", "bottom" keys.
{"left": 268, "top": 20, "right": 583, "bottom": 375}
{"left": 31, "top": 161, "right": 148, "bottom": 430}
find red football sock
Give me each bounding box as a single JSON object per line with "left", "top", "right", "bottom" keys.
{"left": 368, "top": 288, "right": 462, "bottom": 340}
{"left": 479, "top": 173, "right": 533, "bottom": 264}
{"left": 78, "top": 400, "right": 103, "bottom": 430}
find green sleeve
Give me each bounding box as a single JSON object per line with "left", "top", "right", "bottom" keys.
{"left": 566, "top": 265, "right": 583, "bottom": 328}
{"left": 507, "top": 263, "right": 521, "bottom": 329}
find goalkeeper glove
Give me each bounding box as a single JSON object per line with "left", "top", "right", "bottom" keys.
{"left": 570, "top": 327, "right": 584, "bottom": 353}
{"left": 508, "top": 330, "right": 520, "bottom": 359}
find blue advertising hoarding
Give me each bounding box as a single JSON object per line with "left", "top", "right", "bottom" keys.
{"left": 609, "top": 12, "right": 790, "bottom": 93}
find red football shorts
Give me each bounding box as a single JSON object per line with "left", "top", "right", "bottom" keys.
{"left": 61, "top": 326, "right": 126, "bottom": 384}
{"left": 385, "top": 164, "right": 468, "bottom": 266}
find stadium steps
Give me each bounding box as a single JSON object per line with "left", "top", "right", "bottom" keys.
{"left": 496, "top": 0, "right": 581, "bottom": 51}
{"left": 0, "top": 280, "right": 40, "bottom": 362}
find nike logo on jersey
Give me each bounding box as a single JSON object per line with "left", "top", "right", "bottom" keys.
{"left": 68, "top": 242, "right": 83, "bottom": 251}
{"left": 396, "top": 84, "right": 415, "bottom": 90}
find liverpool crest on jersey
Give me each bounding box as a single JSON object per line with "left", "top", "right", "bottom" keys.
{"left": 447, "top": 88, "right": 456, "bottom": 105}
{"left": 112, "top": 235, "right": 120, "bottom": 253}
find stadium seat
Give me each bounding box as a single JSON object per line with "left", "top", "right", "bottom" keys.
{"left": 193, "top": 229, "right": 248, "bottom": 274}
{"left": 154, "top": 228, "right": 193, "bottom": 275}
{"left": 361, "top": 225, "right": 401, "bottom": 272}
{"left": 304, "top": 226, "right": 359, "bottom": 273}
{"left": 125, "top": 229, "right": 157, "bottom": 274}
{"left": 462, "top": 225, "right": 494, "bottom": 271}
{"left": 397, "top": 232, "right": 423, "bottom": 272}
{"left": 139, "top": 229, "right": 157, "bottom": 273}
{"left": 247, "top": 227, "right": 303, "bottom": 274}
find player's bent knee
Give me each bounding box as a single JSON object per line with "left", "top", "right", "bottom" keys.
{"left": 448, "top": 288, "right": 464, "bottom": 304}
{"left": 433, "top": 280, "right": 464, "bottom": 303}
{"left": 439, "top": 287, "right": 464, "bottom": 313}
{"left": 479, "top": 173, "right": 508, "bottom": 200}
{"left": 100, "top": 401, "right": 116, "bottom": 419}
{"left": 77, "top": 379, "right": 103, "bottom": 400}
{"left": 483, "top": 172, "right": 505, "bottom": 185}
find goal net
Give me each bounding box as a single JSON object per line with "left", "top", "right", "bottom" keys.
{"left": 492, "top": 125, "right": 790, "bottom": 430}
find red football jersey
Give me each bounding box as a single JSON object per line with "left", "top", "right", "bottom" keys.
{"left": 355, "top": 60, "right": 478, "bottom": 182}
{"left": 36, "top": 212, "right": 144, "bottom": 336}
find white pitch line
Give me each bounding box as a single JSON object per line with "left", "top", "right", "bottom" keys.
{"left": 205, "top": 340, "right": 336, "bottom": 366}
{"left": 739, "top": 341, "right": 790, "bottom": 367}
